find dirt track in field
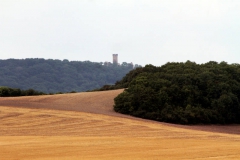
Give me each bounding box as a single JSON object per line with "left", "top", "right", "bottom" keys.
{"left": 1, "top": 89, "right": 240, "bottom": 160}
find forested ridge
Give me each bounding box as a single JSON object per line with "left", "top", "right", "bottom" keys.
{"left": 113, "top": 61, "right": 240, "bottom": 124}
{"left": 0, "top": 58, "right": 136, "bottom": 93}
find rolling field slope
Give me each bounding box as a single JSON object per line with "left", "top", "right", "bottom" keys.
{"left": 1, "top": 89, "right": 240, "bottom": 159}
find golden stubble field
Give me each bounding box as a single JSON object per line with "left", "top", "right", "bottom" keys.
{"left": 1, "top": 89, "right": 240, "bottom": 160}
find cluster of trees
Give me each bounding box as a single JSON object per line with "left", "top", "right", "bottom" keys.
{"left": 0, "top": 58, "right": 138, "bottom": 93}
{"left": 0, "top": 86, "right": 45, "bottom": 97}
{"left": 113, "top": 61, "right": 240, "bottom": 124}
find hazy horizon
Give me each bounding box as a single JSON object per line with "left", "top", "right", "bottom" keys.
{"left": 1, "top": 0, "right": 240, "bottom": 66}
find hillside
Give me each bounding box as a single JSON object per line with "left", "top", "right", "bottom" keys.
{"left": 1, "top": 90, "right": 240, "bottom": 159}
{"left": 0, "top": 58, "right": 136, "bottom": 93}
{"left": 0, "top": 89, "right": 124, "bottom": 116}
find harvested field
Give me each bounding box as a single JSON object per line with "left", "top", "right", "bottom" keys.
{"left": 0, "top": 89, "right": 240, "bottom": 159}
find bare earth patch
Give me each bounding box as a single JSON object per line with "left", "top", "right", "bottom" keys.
{"left": 0, "top": 89, "right": 240, "bottom": 159}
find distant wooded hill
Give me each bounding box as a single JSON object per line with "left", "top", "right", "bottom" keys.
{"left": 0, "top": 58, "right": 140, "bottom": 93}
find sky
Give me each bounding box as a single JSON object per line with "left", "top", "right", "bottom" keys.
{"left": 0, "top": 0, "right": 240, "bottom": 66}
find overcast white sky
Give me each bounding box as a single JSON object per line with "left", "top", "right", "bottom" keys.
{"left": 0, "top": 0, "right": 240, "bottom": 66}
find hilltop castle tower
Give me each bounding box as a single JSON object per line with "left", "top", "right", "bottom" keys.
{"left": 113, "top": 54, "right": 118, "bottom": 64}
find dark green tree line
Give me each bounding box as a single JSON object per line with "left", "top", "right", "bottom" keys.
{"left": 0, "top": 86, "right": 45, "bottom": 97}
{"left": 113, "top": 61, "right": 240, "bottom": 124}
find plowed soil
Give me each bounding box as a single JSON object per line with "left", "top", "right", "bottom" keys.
{"left": 1, "top": 89, "right": 240, "bottom": 160}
